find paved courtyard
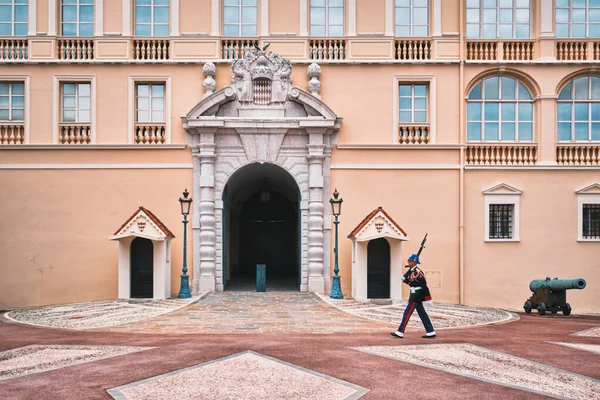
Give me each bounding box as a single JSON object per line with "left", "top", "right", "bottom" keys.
{"left": 0, "top": 292, "right": 599, "bottom": 399}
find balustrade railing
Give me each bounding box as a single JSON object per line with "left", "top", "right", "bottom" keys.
{"left": 0, "top": 124, "right": 25, "bottom": 144}
{"left": 135, "top": 124, "right": 166, "bottom": 144}
{"left": 503, "top": 40, "right": 534, "bottom": 60}
{"left": 0, "top": 38, "right": 28, "bottom": 60}
{"left": 221, "top": 38, "right": 259, "bottom": 60}
{"left": 595, "top": 42, "right": 600, "bottom": 60}
{"left": 59, "top": 124, "right": 91, "bottom": 144}
{"left": 556, "top": 41, "right": 587, "bottom": 60}
{"left": 395, "top": 39, "right": 431, "bottom": 60}
{"left": 133, "top": 39, "right": 170, "bottom": 60}
{"left": 58, "top": 38, "right": 94, "bottom": 60}
{"left": 309, "top": 39, "right": 346, "bottom": 60}
{"left": 466, "top": 41, "right": 497, "bottom": 60}
{"left": 398, "top": 125, "right": 430, "bottom": 144}
{"left": 466, "top": 144, "right": 537, "bottom": 165}
{"left": 556, "top": 144, "right": 600, "bottom": 165}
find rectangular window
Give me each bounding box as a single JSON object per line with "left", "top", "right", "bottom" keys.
{"left": 135, "top": 0, "right": 169, "bottom": 36}
{"left": 310, "top": 0, "right": 344, "bottom": 36}
{"left": 0, "top": 0, "right": 28, "bottom": 36}
{"left": 136, "top": 83, "right": 165, "bottom": 123}
{"left": 395, "top": 0, "right": 429, "bottom": 37}
{"left": 0, "top": 82, "right": 24, "bottom": 121}
{"left": 556, "top": 0, "right": 600, "bottom": 38}
{"left": 489, "top": 204, "right": 513, "bottom": 239}
{"left": 61, "top": 0, "right": 94, "bottom": 36}
{"left": 583, "top": 204, "right": 600, "bottom": 239}
{"left": 223, "top": 0, "right": 258, "bottom": 36}
{"left": 61, "top": 82, "right": 91, "bottom": 123}
{"left": 399, "top": 84, "right": 428, "bottom": 123}
{"left": 466, "top": 0, "right": 530, "bottom": 39}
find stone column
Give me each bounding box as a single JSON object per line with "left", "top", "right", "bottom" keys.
{"left": 194, "top": 132, "right": 217, "bottom": 292}
{"left": 306, "top": 129, "right": 326, "bottom": 293}
{"left": 538, "top": 96, "right": 558, "bottom": 165}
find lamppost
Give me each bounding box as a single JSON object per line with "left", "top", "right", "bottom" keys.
{"left": 178, "top": 188, "right": 192, "bottom": 299}
{"left": 330, "top": 189, "right": 343, "bottom": 299}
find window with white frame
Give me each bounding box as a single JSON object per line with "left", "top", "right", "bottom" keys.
{"left": 61, "top": 82, "right": 91, "bottom": 123}
{"left": 0, "top": 0, "right": 28, "bottom": 36}
{"left": 310, "top": 0, "right": 344, "bottom": 36}
{"left": 557, "top": 76, "right": 600, "bottom": 142}
{"left": 484, "top": 186, "right": 521, "bottom": 241}
{"left": 136, "top": 83, "right": 165, "bottom": 123}
{"left": 466, "top": 0, "right": 530, "bottom": 39}
{"left": 395, "top": 0, "right": 429, "bottom": 37}
{"left": 556, "top": 0, "right": 600, "bottom": 38}
{"left": 135, "top": 0, "right": 169, "bottom": 36}
{"left": 0, "top": 82, "right": 24, "bottom": 121}
{"left": 488, "top": 204, "right": 514, "bottom": 238}
{"left": 223, "top": 0, "right": 257, "bottom": 36}
{"left": 467, "top": 76, "right": 533, "bottom": 142}
{"left": 399, "top": 84, "right": 428, "bottom": 123}
{"left": 61, "top": 0, "right": 94, "bottom": 36}
{"left": 577, "top": 185, "right": 600, "bottom": 241}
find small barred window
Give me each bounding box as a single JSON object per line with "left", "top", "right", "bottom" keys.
{"left": 489, "top": 204, "right": 513, "bottom": 239}
{"left": 583, "top": 204, "right": 600, "bottom": 239}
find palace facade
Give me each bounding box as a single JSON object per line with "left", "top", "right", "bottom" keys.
{"left": 0, "top": 0, "right": 599, "bottom": 312}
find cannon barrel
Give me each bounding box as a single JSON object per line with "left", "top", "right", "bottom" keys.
{"left": 529, "top": 277, "right": 586, "bottom": 292}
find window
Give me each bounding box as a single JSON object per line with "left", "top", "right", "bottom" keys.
{"left": 489, "top": 204, "right": 513, "bottom": 239}
{"left": 61, "top": 0, "right": 94, "bottom": 36}
{"left": 0, "top": 0, "right": 28, "bottom": 36}
{"left": 399, "top": 84, "right": 427, "bottom": 123}
{"left": 466, "top": 0, "right": 530, "bottom": 39}
{"left": 577, "top": 184, "right": 600, "bottom": 241}
{"left": 557, "top": 76, "right": 600, "bottom": 142}
{"left": 223, "top": 0, "right": 257, "bottom": 36}
{"left": 583, "top": 204, "right": 600, "bottom": 239}
{"left": 136, "top": 83, "right": 165, "bottom": 123}
{"left": 0, "top": 82, "right": 24, "bottom": 121}
{"left": 61, "top": 82, "right": 91, "bottom": 123}
{"left": 467, "top": 76, "right": 533, "bottom": 142}
{"left": 310, "top": 0, "right": 344, "bottom": 36}
{"left": 135, "top": 0, "right": 169, "bottom": 36}
{"left": 395, "top": 0, "right": 429, "bottom": 37}
{"left": 556, "top": 0, "right": 600, "bottom": 38}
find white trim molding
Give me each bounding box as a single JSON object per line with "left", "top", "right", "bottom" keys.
{"left": 385, "top": 0, "right": 393, "bottom": 36}
{"left": 433, "top": 0, "right": 442, "bottom": 36}
{"left": 576, "top": 183, "right": 600, "bottom": 242}
{"left": 348, "top": 0, "right": 356, "bottom": 36}
{"left": 28, "top": 0, "right": 37, "bottom": 35}
{"left": 95, "top": 0, "right": 104, "bottom": 36}
{"left": 0, "top": 76, "right": 30, "bottom": 144}
{"left": 540, "top": 0, "right": 554, "bottom": 37}
{"left": 123, "top": 0, "right": 131, "bottom": 36}
{"left": 483, "top": 183, "right": 522, "bottom": 242}
{"left": 260, "top": 0, "right": 269, "bottom": 36}
{"left": 393, "top": 74, "right": 437, "bottom": 144}
{"left": 0, "top": 164, "right": 193, "bottom": 169}
{"left": 48, "top": 0, "right": 57, "bottom": 36}
{"left": 127, "top": 75, "right": 172, "bottom": 144}
{"left": 52, "top": 75, "right": 97, "bottom": 144}
{"left": 211, "top": 0, "right": 220, "bottom": 36}
{"left": 171, "top": 0, "right": 180, "bottom": 36}
{"left": 300, "top": 0, "right": 308, "bottom": 36}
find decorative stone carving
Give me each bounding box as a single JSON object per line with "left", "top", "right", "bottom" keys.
{"left": 231, "top": 47, "right": 293, "bottom": 104}
{"left": 307, "top": 63, "right": 322, "bottom": 99}
{"left": 202, "top": 62, "right": 216, "bottom": 99}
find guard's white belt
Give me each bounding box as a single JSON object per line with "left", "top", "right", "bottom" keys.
{"left": 410, "top": 286, "right": 423, "bottom": 293}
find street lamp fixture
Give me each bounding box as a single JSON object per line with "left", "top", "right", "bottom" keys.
{"left": 329, "top": 189, "right": 343, "bottom": 299}
{"left": 178, "top": 188, "right": 192, "bottom": 299}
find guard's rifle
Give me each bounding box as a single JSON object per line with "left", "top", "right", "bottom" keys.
{"left": 417, "top": 233, "right": 428, "bottom": 257}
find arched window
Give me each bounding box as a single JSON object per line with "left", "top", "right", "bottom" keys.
{"left": 467, "top": 76, "right": 533, "bottom": 142}
{"left": 558, "top": 76, "right": 600, "bottom": 142}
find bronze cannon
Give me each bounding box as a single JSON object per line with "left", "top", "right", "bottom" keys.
{"left": 524, "top": 277, "right": 586, "bottom": 316}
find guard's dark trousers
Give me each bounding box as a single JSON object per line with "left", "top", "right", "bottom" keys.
{"left": 397, "top": 301, "right": 434, "bottom": 333}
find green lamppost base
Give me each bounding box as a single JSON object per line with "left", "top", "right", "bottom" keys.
{"left": 178, "top": 275, "right": 191, "bottom": 299}
{"left": 330, "top": 275, "right": 343, "bottom": 299}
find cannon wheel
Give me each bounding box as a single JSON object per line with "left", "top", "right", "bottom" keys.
{"left": 523, "top": 301, "right": 532, "bottom": 314}
{"left": 537, "top": 303, "right": 546, "bottom": 316}
{"left": 563, "top": 303, "right": 572, "bottom": 316}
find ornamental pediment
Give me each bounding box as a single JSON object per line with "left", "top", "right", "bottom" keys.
{"left": 482, "top": 183, "right": 522, "bottom": 195}
{"left": 576, "top": 183, "right": 600, "bottom": 194}
{"left": 109, "top": 207, "right": 175, "bottom": 241}
{"left": 348, "top": 207, "right": 409, "bottom": 242}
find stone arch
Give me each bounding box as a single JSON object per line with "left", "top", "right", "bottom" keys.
{"left": 555, "top": 69, "right": 600, "bottom": 95}
{"left": 465, "top": 68, "right": 541, "bottom": 99}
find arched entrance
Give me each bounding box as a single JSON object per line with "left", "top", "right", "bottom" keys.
{"left": 367, "top": 238, "right": 391, "bottom": 298}
{"left": 130, "top": 237, "right": 154, "bottom": 298}
{"left": 223, "top": 163, "right": 300, "bottom": 291}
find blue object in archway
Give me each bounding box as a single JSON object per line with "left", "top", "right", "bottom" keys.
{"left": 256, "top": 264, "right": 266, "bottom": 292}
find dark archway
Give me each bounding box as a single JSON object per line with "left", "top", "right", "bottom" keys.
{"left": 130, "top": 237, "right": 153, "bottom": 298}
{"left": 367, "top": 238, "right": 390, "bottom": 298}
{"left": 223, "top": 163, "right": 300, "bottom": 291}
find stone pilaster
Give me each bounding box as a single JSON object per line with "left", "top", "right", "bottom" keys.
{"left": 306, "top": 130, "right": 326, "bottom": 293}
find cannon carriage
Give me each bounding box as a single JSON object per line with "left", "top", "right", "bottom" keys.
{"left": 523, "top": 277, "right": 586, "bottom": 316}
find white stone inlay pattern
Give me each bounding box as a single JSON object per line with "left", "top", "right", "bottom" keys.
{"left": 572, "top": 327, "right": 600, "bottom": 337}
{"left": 353, "top": 344, "right": 600, "bottom": 399}
{"left": 5, "top": 297, "right": 202, "bottom": 330}
{"left": 108, "top": 351, "right": 368, "bottom": 400}
{"left": 550, "top": 342, "right": 600, "bottom": 355}
{"left": 317, "top": 294, "right": 515, "bottom": 329}
{"left": 0, "top": 345, "right": 152, "bottom": 381}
